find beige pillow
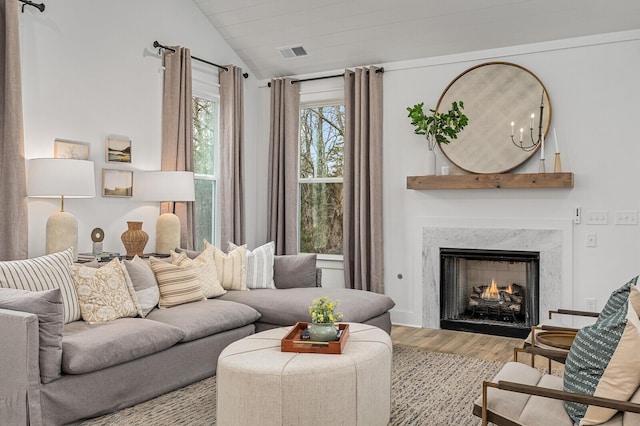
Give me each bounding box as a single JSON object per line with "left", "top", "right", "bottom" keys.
{"left": 205, "top": 240, "right": 247, "bottom": 291}
{"left": 70, "top": 258, "right": 139, "bottom": 323}
{"left": 170, "top": 246, "right": 226, "bottom": 298}
{"left": 149, "top": 257, "right": 205, "bottom": 308}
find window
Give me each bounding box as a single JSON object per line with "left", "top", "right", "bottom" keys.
{"left": 298, "top": 103, "right": 345, "bottom": 255}
{"left": 192, "top": 94, "right": 219, "bottom": 251}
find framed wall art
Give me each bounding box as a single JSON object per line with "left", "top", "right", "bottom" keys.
{"left": 105, "top": 136, "right": 131, "bottom": 163}
{"left": 53, "top": 139, "right": 90, "bottom": 160}
{"left": 102, "top": 168, "right": 133, "bottom": 197}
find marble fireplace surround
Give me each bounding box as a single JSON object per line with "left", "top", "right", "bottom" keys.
{"left": 420, "top": 217, "right": 573, "bottom": 329}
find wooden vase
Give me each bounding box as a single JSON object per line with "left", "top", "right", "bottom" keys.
{"left": 121, "top": 221, "right": 149, "bottom": 257}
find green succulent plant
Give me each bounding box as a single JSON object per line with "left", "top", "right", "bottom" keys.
{"left": 407, "top": 101, "right": 469, "bottom": 149}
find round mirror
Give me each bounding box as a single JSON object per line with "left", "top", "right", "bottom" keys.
{"left": 437, "top": 62, "right": 551, "bottom": 174}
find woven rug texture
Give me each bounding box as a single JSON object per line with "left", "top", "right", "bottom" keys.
{"left": 79, "top": 346, "right": 505, "bottom": 426}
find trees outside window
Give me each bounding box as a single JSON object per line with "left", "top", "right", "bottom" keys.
{"left": 192, "top": 95, "right": 218, "bottom": 250}
{"left": 299, "top": 104, "right": 344, "bottom": 255}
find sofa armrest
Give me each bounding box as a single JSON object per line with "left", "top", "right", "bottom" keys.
{"left": 0, "top": 308, "right": 43, "bottom": 426}
{"left": 316, "top": 267, "right": 322, "bottom": 287}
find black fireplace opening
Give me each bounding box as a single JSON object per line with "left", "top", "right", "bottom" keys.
{"left": 440, "top": 248, "right": 539, "bottom": 338}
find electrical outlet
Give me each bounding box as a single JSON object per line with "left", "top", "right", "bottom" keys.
{"left": 584, "top": 210, "right": 608, "bottom": 225}
{"left": 586, "top": 232, "right": 597, "bottom": 247}
{"left": 586, "top": 298, "right": 597, "bottom": 312}
{"left": 615, "top": 210, "right": 639, "bottom": 225}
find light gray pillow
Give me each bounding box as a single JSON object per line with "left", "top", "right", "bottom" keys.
{"left": 174, "top": 247, "right": 201, "bottom": 260}
{"left": 273, "top": 254, "right": 317, "bottom": 289}
{"left": 122, "top": 256, "right": 160, "bottom": 317}
{"left": 0, "top": 287, "right": 63, "bottom": 383}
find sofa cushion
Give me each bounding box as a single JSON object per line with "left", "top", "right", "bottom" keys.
{"left": 149, "top": 257, "right": 206, "bottom": 308}
{"left": 273, "top": 254, "right": 317, "bottom": 289}
{"left": 564, "top": 283, "right": 640, "bottom": 424}
{"left": 61, "top": 318, "right": 185, "bottom": 374}
{"left": 218, "top": 287, "right": 395, "bottom": 326}
{"left": 206, "top": 241, "right": 247, "bottom": 291}
{"left": 70, "top": 258, "right": 140, "bottom": 323}
{"left": 170, "top": 246, "right": 226, "bottom": 298}
{"left": 228, "top": 241, "right": 276, "bottom": 289}
{"left": 145, "top": 299, "right": 261, "bottom": 342}
{"left": 122, "top": 255, "right": 160, "bottom": 317}
{"left": 0, "top": 247, "right": 80, "bottom": 323}
{"left": 0, "top": 287, "right": 63, "bottom": 383}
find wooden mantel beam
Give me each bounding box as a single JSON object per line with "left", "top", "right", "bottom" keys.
{"left": 406, "top": 172, "right": 574, "bottom": 190}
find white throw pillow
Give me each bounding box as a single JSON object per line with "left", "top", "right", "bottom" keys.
{"left": 228, "top": 241, "right": 275, "bottom": 289}
{"left": 204, "top": 240, "right": 247, "bottom": 291}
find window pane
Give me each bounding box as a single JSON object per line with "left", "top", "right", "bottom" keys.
{"left": 193, "top": 97, "right": 217, "bottom": 175}
{"left": 299, "top": 105, "right": 344, "bottom": 179}
{"left": 194, "top": 178, "right": 215, "bottom": 251}
{"left": 299, "top": 182, "right": 343, "bottom": 254}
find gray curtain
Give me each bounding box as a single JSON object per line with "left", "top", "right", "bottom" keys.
{"left": 267, "top": 78, "right": 299, "bottom": 255}
{"left": 343, "top": 67, "right": 384, "bottom": 292}
{"left": 161, "top": 46, "right": 196, "bottom": 250}
{"left": 0, "top": 0, "right": 27, "bottom": 260}
{"left": 219, "top": 65, "right": 245, "bottom": 245}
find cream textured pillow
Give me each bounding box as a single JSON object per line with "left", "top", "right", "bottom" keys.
{"left": 228, "top": 241, "right": 275, "bottom": 289}
{"left": 205, "top": 240, "right": 247, "bottom": 291}
{"left": 70, "top": 258, "right": 139, "bottom": 323}
{"left": 149, "top": 257, "right": 206, "bottom": 308}
{"left": 0, "top": 247, "right": 80, "bottom": 323}
{"left": 170, "top": 246, "right": 226, "bottom": 298}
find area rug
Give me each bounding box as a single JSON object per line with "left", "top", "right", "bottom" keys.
{"left": 79, "top": 346, "right": 504, "bottom": 426}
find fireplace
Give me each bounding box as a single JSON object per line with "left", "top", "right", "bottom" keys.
{"left": 440, "top": 248, "right": 539, "bottom": 338}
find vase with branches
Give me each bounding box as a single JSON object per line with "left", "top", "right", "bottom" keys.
{"left": 407, "top": 101, "right": 469, "bottom": 174}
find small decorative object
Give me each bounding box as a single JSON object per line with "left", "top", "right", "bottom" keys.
{"left": 441, "top": 165, "right": 450, "bottom": 176}
{"left": 120, "top": 221, "right": 149, "bottom": 257}
{"left": 102, "top": 169, "right": 133, "bottom": 197}
{"left": 53, "top": 139, "right": 90, "bottom": 160}
{"left": 91, "top": 227, "right": 104, "bottom": 255}
{"left": 308, "top": 296, "right": 344, "bottom": 342}
{"left": 407, "top": 101, "right": 469, "bottom": 175}
{"left": 553, "top": 128, "right": 562, "bottom": 173}
{"left": 105, "top": 136, "right": 131, "bottom": 163}
{"left": 510, "top": 89, "right": 546, "bottom": 152}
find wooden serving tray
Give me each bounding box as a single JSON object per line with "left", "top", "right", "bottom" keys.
{"left": 535, "top": 330, "right": 576, "bottom": 350}
{"left": 281, "top": 322, "right": 349, "bottom": 354}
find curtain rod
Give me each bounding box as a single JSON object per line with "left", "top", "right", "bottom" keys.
{"left": 267, "top": 67, "right": 384, "bottom": 87}
{"left": 153, "top": 41, "right": 249, "bottom": 79}
{"left": 18, "top": 0, "right": 45, "bottom": 13}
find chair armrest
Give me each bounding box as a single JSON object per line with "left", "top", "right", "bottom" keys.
{"left": 0, "top": 308, "right": 43, "bottom": 425}
{"left": 549, "top": 309, "right": 599, "bottom": 319}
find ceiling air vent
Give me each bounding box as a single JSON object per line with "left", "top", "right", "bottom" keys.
{"left": 277, "top": 45, "right": 308, "bottom": 59}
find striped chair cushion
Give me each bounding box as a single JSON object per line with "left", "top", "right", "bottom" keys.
{"left": 564, "top": 279, "right": 640, "bottom": 424}
{"left": 0, "top": 248, "right": 80, "bottom": 323}
{"left": 228, "top": 241, "right": 275, "bottom": 289}
{"left": 149, "top": 257, "right": 205, "bottom": 308}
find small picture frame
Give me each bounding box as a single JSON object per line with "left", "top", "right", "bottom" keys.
{"left": 102, "top": 168, "right": 133, "bottom": 197}
{"left": 105, "top": 136, "right": 131, "bottom": 163}
{"left": 53, "top": 139, "right": 90, "bottom": 160}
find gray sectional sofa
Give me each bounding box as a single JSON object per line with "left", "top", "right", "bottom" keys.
{"left": 0, "top": 253, "right": 395, "bottom": 426}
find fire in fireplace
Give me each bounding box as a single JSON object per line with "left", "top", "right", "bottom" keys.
{"left": 440, "top": 248, "right": 539, "bottom": 338}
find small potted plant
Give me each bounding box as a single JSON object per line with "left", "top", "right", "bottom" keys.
{"left": 407, "top": 100, "right": 469, "bottom": 175}
{"left": 308, "top": 296, "right": 343, "bottom": 342}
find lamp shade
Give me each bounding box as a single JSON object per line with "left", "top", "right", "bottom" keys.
{"left": 141, "top": 171, "right": 195, "bottom": 202}
{"left": 28, "top": 158, "right": 96, "bottom": 198}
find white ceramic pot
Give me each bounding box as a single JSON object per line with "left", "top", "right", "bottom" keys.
{"left": 425, "top": 148, "right": 436, "bottom": 175}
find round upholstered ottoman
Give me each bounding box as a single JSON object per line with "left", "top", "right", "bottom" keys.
{"left": 216, "top": 323, "right": 392, "bottom": 426}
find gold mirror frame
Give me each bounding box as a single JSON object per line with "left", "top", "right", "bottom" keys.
{"left": 437, "top": 62, "right": 552, "bottom": 174}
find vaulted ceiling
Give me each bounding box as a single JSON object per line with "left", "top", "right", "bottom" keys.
{"left": 193, "top": 0, "right": 640, "bottom": 80}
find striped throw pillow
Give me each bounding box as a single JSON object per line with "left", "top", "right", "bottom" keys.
{"left": 0, "top": 247, "right": 80, "bottom": 323}
{"left": 228, "top": 241, "right": 275, "bottom": 289}
{"left": 205, "top": 241, "right": 247, "bottom": 291}
{"left": 170, "top": 245, "right": 226, "bottom": 298}
{"left": 564, "top": 280, "right": 640, "bottom": 424}
{"left": 149, "top": 257, "right": 205, "bottom": 308}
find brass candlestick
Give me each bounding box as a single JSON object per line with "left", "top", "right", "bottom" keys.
{"left": 554, "top": 153, "right": 562, "bottom": 173}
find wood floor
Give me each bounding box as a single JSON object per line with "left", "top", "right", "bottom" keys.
{"left": 391, "top": 325, "right": 525, "bottom": 363}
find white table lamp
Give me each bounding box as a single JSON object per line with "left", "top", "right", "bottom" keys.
{"left": 27, "top": 158, "right": 96, "bottom": 260}
{"left": 141, "top": 171, "right": 195, "bottom": 254}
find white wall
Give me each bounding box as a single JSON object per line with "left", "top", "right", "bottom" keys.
{"left": 256, "top": 31, "right": 640, "bottom": 326}
{"left": 20, "top": 0, "right": 260, "bottom": 257}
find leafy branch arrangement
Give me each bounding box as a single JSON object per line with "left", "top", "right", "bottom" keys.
{"left": 407, "top": 101, "right": 469, "bottom": 150}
